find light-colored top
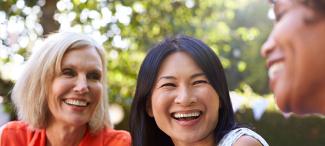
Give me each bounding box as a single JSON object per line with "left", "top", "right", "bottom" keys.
{"left": 218, "top": 127, "right": 269, "bottom": 146}
{"left": 0, "top": 121, "right": 131, "bottom": 146}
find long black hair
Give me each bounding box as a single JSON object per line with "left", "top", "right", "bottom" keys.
{"left": 130, "top": 35, "right": 236, "bottom": 146}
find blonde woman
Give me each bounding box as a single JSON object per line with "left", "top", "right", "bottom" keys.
{"left": 0, "top": 32, "right": 131, "bottom": 146}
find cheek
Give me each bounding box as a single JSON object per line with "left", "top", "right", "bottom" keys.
{"left": 273, "top": 13, "right": 302, "bottom": 45}
{"left": 206, "top": 91, "right": 220, "bottom": 125}
{"left": 151, "top": 93, "right": 169, "bottom": 115}
{"left": 150, "top": 96, "right": 161, "bottom": 114}
{"left": 47, "top": 81, "right": 64, "bottom": 112}
{"left": 198, "top": 87, "right": 220, "bottom": 110}
{"left": 207, "top": 94, "right": 220, "bottom": 111}
{"left": 91, "top": 83, "right": 103, "bottom": 101}
{"left": 50, "top": 79, "right": 68, "bottom": 98}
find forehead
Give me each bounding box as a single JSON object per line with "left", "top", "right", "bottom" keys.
{"left": 61, "top": 46, "right": 103, "bottom": 68}
{"left": 158, "top": 52, "right": 202, "bottom": 74}
{"left": 65, "top": 46, "right": 100, "bottom": 58}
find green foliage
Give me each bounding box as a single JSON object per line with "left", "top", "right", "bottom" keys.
{"left": 236, "top": 109, "right": 325, "bottom": 146}
{"left": 0, "top": 0, "right": 273, "bottom": 125}
{"left": 2, "top": 1, "right": 325, "bottom": 145}
{"left": 0, "top": 0, "right": 273, "bottom": 105}
{"left": 107, "top": 49, "right": 145, "bottom": 107}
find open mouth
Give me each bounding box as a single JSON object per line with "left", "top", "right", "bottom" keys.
{"left": 268, "top": 62, "right": 284, "bottom": 80}
{"left": 171, "top": 111, "right": 202, "bottom": 121}
{"left": 63, "top": 99, "right": 89, "bottom": 107}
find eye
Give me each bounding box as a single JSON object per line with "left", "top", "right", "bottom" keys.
{"left": 275, "top": 12, "right": 284, "bottom": 22}
{"left": 87, "top": 72, "right": 101, "bottom": 80}
{"left": 274, "top": 7, "right": 287, "bottom": 22}
{"left": 61, "top": 68, "right": 76, "bottom": 77}
{"left": 159, "top": 83, "right": 176, "bottom": 88}
{"left": 193, "top": 80, "right": 208, "bottom": 85}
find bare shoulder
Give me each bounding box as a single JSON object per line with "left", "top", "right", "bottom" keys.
{"left": 233, "top": 135, "right": 262, "bottom": 146}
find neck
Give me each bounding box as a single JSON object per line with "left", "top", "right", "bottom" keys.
{"left": 309, "top": 88, "right": 325, "bottom": 115}
{"left": 294, "top": 84, "right": 325, "bottom": 115}
{"left": 173, "top": 134, "right": 215, "bottom": 146}
{"left": 46, "top": 121, "right": 87, "bottom": 146}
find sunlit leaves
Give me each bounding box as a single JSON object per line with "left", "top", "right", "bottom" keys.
{"left": 0, "top": 0, "right": 273, "bottom": 108}
{"left": 236, "top": 27, "right": 260, "bottom": 42}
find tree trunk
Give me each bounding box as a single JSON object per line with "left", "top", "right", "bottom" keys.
{"left": 40, "top": 0, "right": 59, "bottom": 35}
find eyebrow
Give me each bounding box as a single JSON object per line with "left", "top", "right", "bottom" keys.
{"left": 157, "top": 76, "right": 176, "bottom": 81}
{"left": 191, "top": 72, "right": 206, "bottom": 79}
{"left": 61, "top": 64, "right": 103, "bottom": 72}
{"left": 157, "top": 72, "right": 206, "bottom": 81}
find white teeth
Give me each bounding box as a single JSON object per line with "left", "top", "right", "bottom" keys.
{"left": 174, "top": 112, "right": 200, "bottom": 118}
{"left": 64, "top": 99, "right": 88, "bottom": 107}
{"left": 268, "top": 63, "right": 284, "bottom": 79}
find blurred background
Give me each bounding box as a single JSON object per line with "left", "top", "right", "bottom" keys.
{"left": 0, "top": 0, "right": 324, "bottom": 145}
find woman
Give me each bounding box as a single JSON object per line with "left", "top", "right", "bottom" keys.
{"left": 130, "top": 35, "right": 268, "bottom": 146}
{"left": 0, "top": 32, "right": 131, "bottom": 146}
{"left": 261, "top": 0, "right": 325, "bottom": 114}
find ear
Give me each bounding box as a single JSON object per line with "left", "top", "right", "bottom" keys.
{"left": 146, "top": 97, "right": 154, "bottom": 117}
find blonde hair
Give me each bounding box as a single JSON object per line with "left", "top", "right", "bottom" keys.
{"left": 11, "top": 32, "right": 111, "bottom": 133}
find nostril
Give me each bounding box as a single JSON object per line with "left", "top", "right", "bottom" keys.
{"left": 74, "top": 86, "right": 89, "bottom": 94}
{"left": 74, "top": 81, "right": 89, "bottom": 94}
{"left": 174, "top": 95, "right": 197, "bottom": 106}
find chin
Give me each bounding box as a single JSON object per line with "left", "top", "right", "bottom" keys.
{"left": 274, "top": 89, "right": 293, "bottom": 114}
{"left": 174, "top": 135, "right": 202, "bottom": 144}
{"left": 272, "top": 80, "right": 293, "bottom": 113}
{"left": 275, "top": 94, "right": 312, "bottom": 115}
{"left": 275, "top": 98, "right": 290, "bottom": 113}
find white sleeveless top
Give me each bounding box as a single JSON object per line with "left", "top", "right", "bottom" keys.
{"left": 218, "top": 128, "right": 269, "bottom": 146}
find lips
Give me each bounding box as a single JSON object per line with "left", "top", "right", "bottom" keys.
{"left": 171, "top": 111, "right": 202, "bottom": 121}
{"left": 63, "top": 99, "right": 89, "bottom": 107}
{"left": 265, "top": 46, "right": 285, "bottom": 91}
{"left": 268, "top": 62, "right": 284, "bottom": 80}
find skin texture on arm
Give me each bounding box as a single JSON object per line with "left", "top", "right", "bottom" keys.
{"left": 233, "top": 135, "right": 262, "bottom": 146}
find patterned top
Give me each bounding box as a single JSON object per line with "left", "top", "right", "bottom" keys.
{"left": 218, "top": 128, "right": 269, "bottom": 146}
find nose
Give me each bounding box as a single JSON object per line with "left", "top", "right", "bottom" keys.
{"left": 261, "top": 35, "right": 276, "bottom": 58}
{"left": 73, "top": 75, "right": 89, "bottom": 94}
{"left": 174, "top": 86, "right": 197, "bottom": 106}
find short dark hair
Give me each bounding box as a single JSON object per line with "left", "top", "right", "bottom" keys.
{"left": 301, "top": 0, "right": 325, "bottom": 14}
{"left": 129, "top": 35, "right": 236, "bottom": 146}
{"left": 270, "top": 0, "right": 325, "bottom": 14}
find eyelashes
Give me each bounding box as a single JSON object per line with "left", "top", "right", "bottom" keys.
{"left": 61, "top": 68, "right": 102, "bottom": 80}
{"left": 62, "top": 68, "right": 76, "bottom": 77}
{"left": 160, "top": 83, "right": 176, "bottom": 88}
{"left": 159, "top": 80, "right": 209, "bottom": 88}
{"left": 87, "top": 72, "right": 102, "bottom": 80}
{"left": 193, "top": 80, "right": 208, "bottom": 85}
{"left": 275, "top": 11, "right": 285, "bottom": 21}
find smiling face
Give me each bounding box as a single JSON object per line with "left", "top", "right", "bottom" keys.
{"left": 48, "top": 46, "right": 103, "bottom": 127}
{"left": 148, "top": 52, "right": 219, "bottom": 146}
{"left": 261, "top": 0, "right": 325, "bottom": 114}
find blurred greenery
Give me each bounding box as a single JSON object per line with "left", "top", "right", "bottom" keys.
{"left": 1, "top": 0, "right": 324, "bottom": 145}
{"left": 0, "top": 0, "right": 272, "bottom": 112}
{"left": 236, "top": 109, "right": 325, "bottom": 146}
